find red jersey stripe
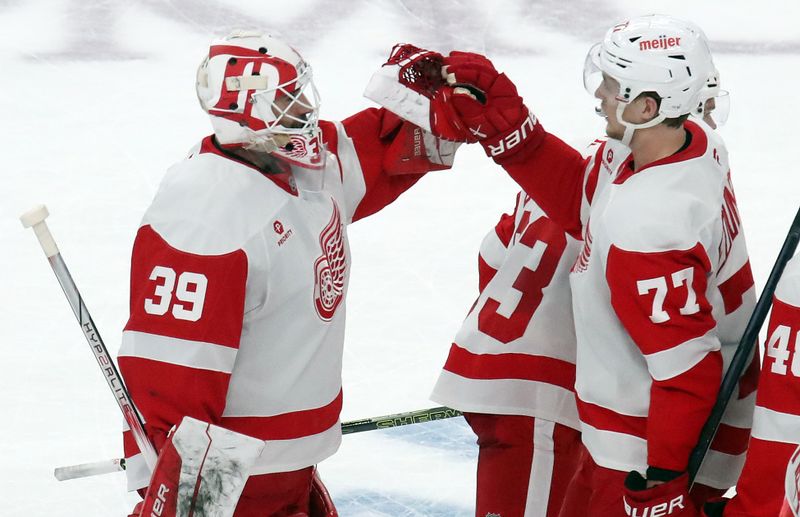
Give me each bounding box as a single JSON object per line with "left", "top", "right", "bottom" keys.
{"left": 221, "top": 389, "right": 344, "bottom": 441}
{"left": 577, "top": 397, "right": 647, "bottom": 439}
{"left": 443, "top": 342, "right": 575, "bottom": 391}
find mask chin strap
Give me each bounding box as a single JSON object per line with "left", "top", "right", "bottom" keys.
{"left": 616, "top": 102, "right": 667, "bottom": 147}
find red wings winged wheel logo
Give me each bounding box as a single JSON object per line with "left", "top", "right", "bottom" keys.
{"left": 313, "top": 203, "right": 347, "bottom": 321}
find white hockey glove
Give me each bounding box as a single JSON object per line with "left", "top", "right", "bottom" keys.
{"left": 364, "top": 43, "right": 473, "bottom": 142}
{"left": 381, "top": 116, "right": 460, "bottom": 174}
{"left": 139, "top": 416, "right": 264, "bottom": 517}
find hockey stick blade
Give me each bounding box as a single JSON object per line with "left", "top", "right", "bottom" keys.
{"left": 688, "top": 205, "right": 800, "bottom": 485}
{"left": 54, "top": 406, "right": 464, "bottom": 480}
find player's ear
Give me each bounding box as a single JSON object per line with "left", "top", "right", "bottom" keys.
{"left": 641, "top": 95, "right": 660, "bottom": 121}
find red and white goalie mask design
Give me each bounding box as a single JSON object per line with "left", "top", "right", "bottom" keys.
{"left": 196, "top": 30, "right": 325, "bottom": 169}
{"left": 314, "top": 204, "right": 346, "bottom": 321}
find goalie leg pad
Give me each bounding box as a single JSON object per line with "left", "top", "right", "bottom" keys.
{"left": 140, "top": 416, "right": 265, "bottom": 517}
{"left": 309, "top": 468, "right": 338, "bottom": 517}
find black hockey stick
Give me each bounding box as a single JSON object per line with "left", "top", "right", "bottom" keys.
{"left": 341, "top": 405, "right": 463, "bottom": 434}
{"left": 54, "top": 405, "right": 464, "bottom": 480}
{"left": 688, "top": 206, "right": 800, "bottom": 485}
{"left": 21, "top": 206, "right": 159, "bottom": 473}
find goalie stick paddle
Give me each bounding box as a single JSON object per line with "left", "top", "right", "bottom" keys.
{"left": 688, "top": 205, "right": 800, "bottom": 486}
{"left": 54, "top": 406, "right": 464, "bottom": 480}
{"left": 20, "top": 205, "right": 159, "bottom": 473}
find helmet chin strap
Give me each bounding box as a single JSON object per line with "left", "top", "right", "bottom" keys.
{"left": 615, "top": 102, "right": 667, "bottom": 147}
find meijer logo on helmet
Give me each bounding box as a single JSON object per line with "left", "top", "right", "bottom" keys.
{"left": 639, "top": 36, "right": 681, "bottom": 51}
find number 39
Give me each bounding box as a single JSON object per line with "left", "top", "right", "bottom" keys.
{"left": 143, "top": 266, "right": 208, "bottom": 322}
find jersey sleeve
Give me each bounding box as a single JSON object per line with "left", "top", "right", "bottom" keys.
{"left": 605, "top": 243, "right": 722, "bottom": 472}
{"left": 727, "top": 272, "right": 800, "bottom": 516}
{"left": 321, "top": 107, "right": 452, "bottom": 223}
{"left": 493, "top": 121, "right": 589, "bottom": 239}
{"left": 118, "top": 224, "right": 248, "bottom": 457}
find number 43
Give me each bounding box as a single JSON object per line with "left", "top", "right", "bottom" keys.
{"left": 144, "top": 266, "right": 208, "bottom": 322}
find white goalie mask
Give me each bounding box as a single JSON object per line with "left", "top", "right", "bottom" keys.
{"left": 196, "top": 30, "right": 324, "bottom": 169}
{"left": 583, "top": 15, "right": 715, "bottom": 144}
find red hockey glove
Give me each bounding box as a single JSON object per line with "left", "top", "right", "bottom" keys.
{"left": 623, "top": 471, "right": 701, "bottom": 517}
{"left": 701, "top": 499, "right": 728, "bottom": 517}
{"left": 443, "top": 51, "right": 543, "bottom": 161}
{"left": 364, "top": 43, "right": 474, "bottom": 142}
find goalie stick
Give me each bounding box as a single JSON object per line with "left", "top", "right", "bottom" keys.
{"left": 54, "top": 405, "right": 464, "bottom": 480}
{"left": 20, "top": 205, "right": 159, "bottom": 473}
{"left": 688, "top": 205, "right": 800, "bottom": 485}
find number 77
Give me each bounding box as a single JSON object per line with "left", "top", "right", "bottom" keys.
{"left": 636, "top": 267, "right": 700, "bottom": 324}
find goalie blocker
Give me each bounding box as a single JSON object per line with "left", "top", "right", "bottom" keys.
{"left": 132, "top": 417, "right": 337, "bottom": 517}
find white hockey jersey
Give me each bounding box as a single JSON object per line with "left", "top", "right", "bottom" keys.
{"left": 431, "top": 192, "right": 581, "bottom": 429}
{"left": 726, "top": 253, "right": 800, "bottom": 516}
{"left": 497, "top": 120, "right": 757, "bottom": 488}
{"left": 118, "top": 108, "right": 454, "bottom": 490}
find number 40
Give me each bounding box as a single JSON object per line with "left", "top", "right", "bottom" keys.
{"left": 144, "top": 266, "right": 208, "bottom": 322}
{"left": 766, "top": 324, "right": 800, "bottom": 376}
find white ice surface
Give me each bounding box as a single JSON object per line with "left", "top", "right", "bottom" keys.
{"left": 1, "top": 1, "right": 799, "bottom": 515}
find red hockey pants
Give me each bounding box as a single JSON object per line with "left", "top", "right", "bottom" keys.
{"left": 465, "top": 412, "right": 582, "bottom": 517}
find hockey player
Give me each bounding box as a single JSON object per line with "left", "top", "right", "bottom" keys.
{"left": 422, "top": 43, "right": 733, "bottom": 517}
{"left": 703, "top": 252, "right": 800, "bottom": 516}
{"left": 117, "top": 31, "right": 458, "bottom": 516}
{"left": 429, "top": 188, "right": 582, "bottom": 517}
{"left": 422, "top": 14, "right": 758, "bottom": 517}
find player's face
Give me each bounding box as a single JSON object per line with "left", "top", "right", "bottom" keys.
{"left": 594, "top": 73, "right": 625, "bottom": 140}
{"left": 272, "top": 89, "right": 313, "bottom": 129}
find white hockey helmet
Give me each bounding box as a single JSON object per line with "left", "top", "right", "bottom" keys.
{"left": 583, "top": 15, "right": 715, "bottom": 143}
{"left": 196, "top": 30, "right": 324, "bottom": 169}
{"left": 693, "top": 67, "right": 730, "bottom": 129}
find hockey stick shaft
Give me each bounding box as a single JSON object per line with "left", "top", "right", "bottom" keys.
{"left": 341, "top": 405, "right": 463, "bottom": 434}
{"left": 54, "top": 458, "right": 126, "bottom": 481}
{"left": 688, "top": 205, "right": 800, "bottom": 484}
{"left": 54, "top": 405, "right": 464, "bottom": 480}
{"left": 21, "top": 205, "right": 159, "bottom": 473}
